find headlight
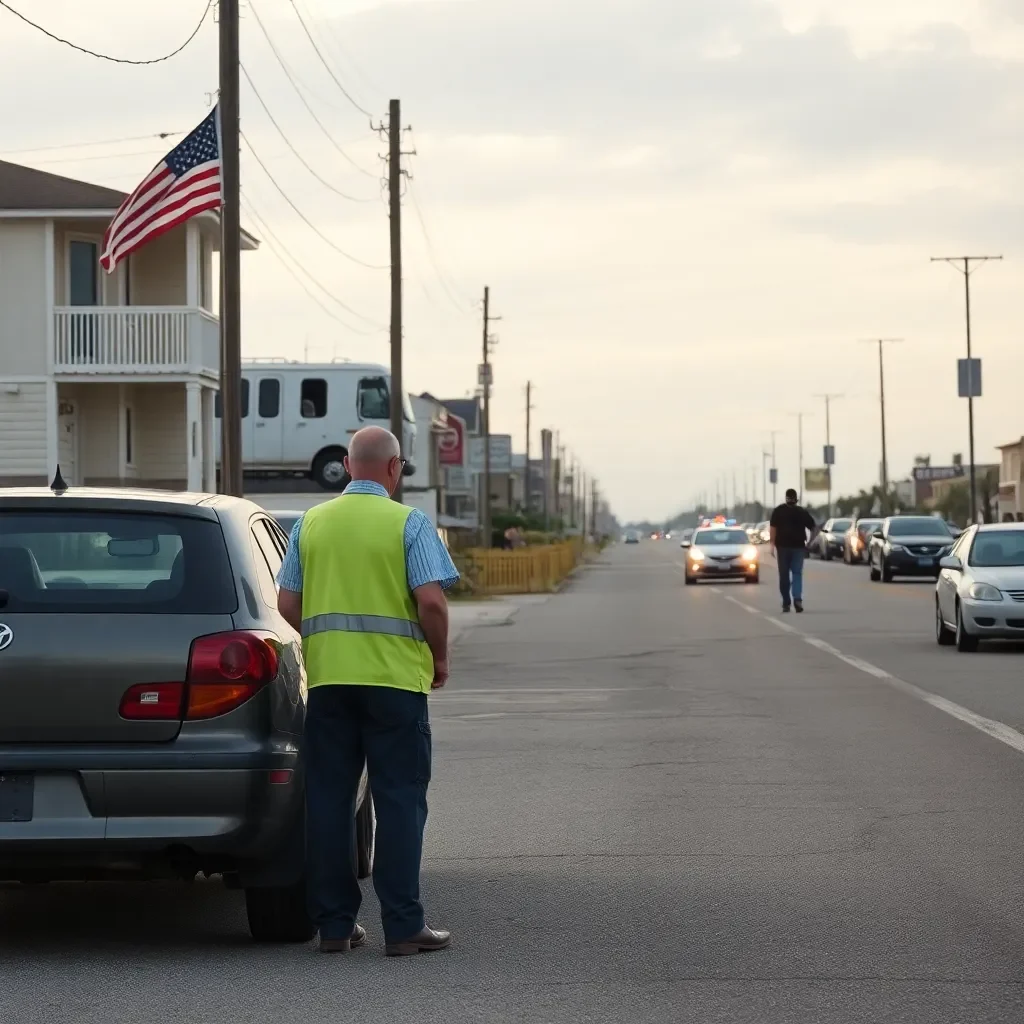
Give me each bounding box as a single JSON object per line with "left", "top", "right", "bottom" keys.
{"left": 968, "top": 582, "right": 1002, "bottom": 602}
{"left": 742, "top": 546, "right": 758, "bottom": 561}
{"left": 889, "top": 543, "right": 906, "bottom": 553}
{"left": 689, "top": 547, "right": 705, "bottom": 562}
{"left": 850, "top": 536, "right": 860, "bottom": 551}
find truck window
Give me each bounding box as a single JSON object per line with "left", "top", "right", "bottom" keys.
{"left": 358, "top": 377, "right": 390, "bottom": 420}
{"left": 214, "top": 378, "right": 250, "bottom": 419}
{"left": 301, "top": 378, "right": 327, "bottom": 419}
{"left": 258, "top": 378, "right": 280, "bottom": 419}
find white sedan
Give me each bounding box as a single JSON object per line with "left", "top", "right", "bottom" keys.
{"left": 935, "top": 523, "right": 1024, "bottom": 652}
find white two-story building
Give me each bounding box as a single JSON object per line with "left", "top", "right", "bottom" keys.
{"left": 0, "top": 159, "right": 257, "bottom": 490}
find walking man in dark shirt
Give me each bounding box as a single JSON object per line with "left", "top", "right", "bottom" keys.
{"left": 769, "top": 488, "right": 816, "bottom": 613}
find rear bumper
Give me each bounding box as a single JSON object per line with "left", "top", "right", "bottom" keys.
{"left": 0, "top": 743, "right": 302, "bottom": 879}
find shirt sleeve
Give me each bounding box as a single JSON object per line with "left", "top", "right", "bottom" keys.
{"left": 276, "top": 516, "right": 305, "bottom": 592}
{"left": 404, "top": 510, "right": 460, "bottom": 591}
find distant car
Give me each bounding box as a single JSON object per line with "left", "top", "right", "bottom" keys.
{"left": 624, "top": 530, "right": 640, "bottom": 544}
{"left": 867, "top": 515, "right": 954, "bottom": 582}
{"left": 935, "top": 523, "right": 1024, "bottom": 651}
{"left": 753, "top": 521, "right": 770, "bottom": 544}
{"left": 843, "top": 518, "right": 882, "bottom": 564}
{"left": 0, "top": 486, "right": 374, "bottom": 943}
{"left": 678, "top": 528, "right": 694, "bottom": 546}
{"left": 682, "top": 526, "right": 759, "bottom": 585}
{"left": 811, "top": 517, "right": 853, "bottom": 560}
{"left": 271, "top": 510, "right": 305, "bottom": 538}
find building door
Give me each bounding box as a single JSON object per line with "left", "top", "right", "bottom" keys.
{"left": 58, "top": 399, "right": 78, "bottom": 484}
{"left": 252, "top": 375, "right": 284, "bottom": 464}
{"left": 67, "top": 238, "right": 99, "bottom": 361}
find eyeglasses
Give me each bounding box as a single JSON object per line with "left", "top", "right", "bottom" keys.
{"left": 394, "top": 457, "right": 407, "bottom": 472}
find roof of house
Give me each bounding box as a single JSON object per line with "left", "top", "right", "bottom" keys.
{"left": 0, "top": 159, "right": 128, "bottom": 211}
{"left": 431, "top": 396, "right": 480, "bottom": 433}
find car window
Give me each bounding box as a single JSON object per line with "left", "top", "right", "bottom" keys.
{"left": 250, "top": 520, "right": 284, "bottom": 607}
{"left": 887, "top": 518, "right": 951, "bottom": 538}
{"left": 0, "top": 511, "right": 237, "bottom": 614}
{"left": 693, "top": 529, "right": 749, "bottom": 545}
{"left": 301, "top": 378, "right": 327, "bottom": 419}
{"left": 950, "top": 528, "right": 974, "bottom": 560}
{"left": 357, "top": 376, "right": 390, "bottom": 420}
{"left": 214, "top": 377, "right": 250, "bottom": 419}
{"left": 968, "top": 531, "right": 1024, "bottom": 567}
{"left": 258, "top": 378, "right": 280, "bottom": 419}
{"left": 832, "top": 519, "right": 852, "bottom": 533}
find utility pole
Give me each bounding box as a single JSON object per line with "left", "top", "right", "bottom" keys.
{"left": 581, "top": 470, "right": 588, "bottom": 540}
{"left": 387, "top": 99, "right": 405, "bottom": 501}
{"left": 218, "top": 0, "right": 243, "bottom": 496}
{"left": 859, "top": 340, "right": 901, "bottom": 515}
{"left": 768, "top": 430, "right": 780, "bottom": 507}
{"left": 761, "top": 451, "right": 770, "bottom": 510}
{"left": 815, "top": 393, "right": 844, "bottom": 515}
{"left": 524, "top": 381, "right": 533, "bottom": 515}
{"left": 931, "top": 256, "right": 1003, "bottom": 523}
{"left": 732, "top": 470, "right": 737, "bottom": 518}
{"left": 480, "top": 286, "right": 500, "bottom": 544}
{"left": 789, "top": 412, "right": 808, "bottom": 501}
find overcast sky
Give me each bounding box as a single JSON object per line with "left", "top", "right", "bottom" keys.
{"left": 2, "top": 0, "right": 1022, "bottom": 521}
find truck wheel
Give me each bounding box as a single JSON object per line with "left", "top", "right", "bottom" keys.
{"left": 312, "top": 449, "right": 349, "bottom": 491}
{"left": 245, "top": 877, "right": 314, "bottom": 943}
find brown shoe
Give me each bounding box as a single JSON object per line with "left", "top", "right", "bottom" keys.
{"left": 385, "top": 926, "right": 451, "bottom": 957}
{"left": 319, "top": 924, "right": 366, "bottom": 953}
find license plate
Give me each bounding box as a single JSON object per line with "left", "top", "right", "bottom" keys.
{"left": 917, "top": 557, "right": 933, "bottom": 567}
{"left": 0, "top": 774, "right": 34, "bottom": 822}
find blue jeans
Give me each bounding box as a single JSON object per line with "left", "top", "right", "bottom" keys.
{"left": 304, "top": 684, "right": 431, "bottom": 943}
{"left": 777, "top": 547, "right": 807, "bottom": 607}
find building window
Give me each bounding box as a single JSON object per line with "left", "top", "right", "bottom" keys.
{"left": 357, "top": 377, "right": 389, "bottom": 420}
{"left": 68, "top": 239, "right": 99, "bottom": 306}
{"left": 124, "top": 406, "right": 134, "bottom": 466}
{"left": 214, "top": 378, "right": 250, "bottom": 419}
{"left": 301, "top": 378, "right": 327, "bottom": 418}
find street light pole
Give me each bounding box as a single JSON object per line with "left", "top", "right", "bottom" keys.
{"left": 789, "top": 412, "right": 809, "bottom": 501}
{"left": 768, "top": 430, "right": 780, "bottom": 507}
{"left": 815, "top": 393, "right": 843, "bottom": 515}
{"left": 761, "top": 450, "right": 770, "bottom": 510}
{"left": 859, "top": 340, "right": 901, "bottom": 515}
{"left": 931, "top": 255, "right": 1003, "bottom": 523}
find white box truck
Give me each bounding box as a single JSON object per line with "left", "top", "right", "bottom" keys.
{"left": 215, "top": 359, "right": 417, "bottom": 490}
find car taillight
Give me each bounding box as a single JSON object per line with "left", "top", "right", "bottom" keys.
{"left": 120, "top": 682, "right": 185, "bottom": 720}
{"left": 185, "top": 631, "right": 280, "bottom": 720}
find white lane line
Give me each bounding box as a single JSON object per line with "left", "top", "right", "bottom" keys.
{"left": 718, "top": 597, "right": 1024, "bottom": 758}
{"left": 724, "top": 595, "right": 763, "bottom": 617}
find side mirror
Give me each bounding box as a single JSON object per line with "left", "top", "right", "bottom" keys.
{"left": 872, "top": 530, "right": 884, "bottom": 539}
{"left": 939, "top": 555, "right": 962, "bottom": 571}
{"left": 680, "top": 540, "right": 691, "bottom": 549}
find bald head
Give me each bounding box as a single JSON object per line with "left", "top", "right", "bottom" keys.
{"left": 346, "top": 426, "right": 402, "bottom": 491}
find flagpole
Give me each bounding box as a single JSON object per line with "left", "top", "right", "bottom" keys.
{"left": 219, "top": 0, "right": 243, "bottom": 496}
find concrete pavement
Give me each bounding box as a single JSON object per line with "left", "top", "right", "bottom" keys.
{"left": 6, "top": 541, "right": 1024, "bottom": 1022}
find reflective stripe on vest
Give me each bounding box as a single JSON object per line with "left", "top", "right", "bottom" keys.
{"left": 301, "top": 612, "right": 426, "bottom": 643}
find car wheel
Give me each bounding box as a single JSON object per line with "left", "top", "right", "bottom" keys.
{"left": 684, "top": 574, "right": 696, "bottom": 586}
{"left": 312, "top": 448, "right": 350, "bottom": 491}
{"left": 824, "top": 547, "right": 833, "bottom": 561}
{"left": 745, "top": 573, "right": 759, "bottom": 584}
{"left": 935, "top": 599, "right": 955, "bottom": 646}
{"left": 955, "top": 602, "right": 979, "bottom": 653}
{"left": 869, "top": 556, "right": 881, "bottom": 582}
{"left": 356, "top": 794, "right": 375, "bottom": 880}
{"left": 881, "top": 561, "right": 894, "bottom": 583}
{"left": 245, "top": 877, "right": 315, "bottom": 943}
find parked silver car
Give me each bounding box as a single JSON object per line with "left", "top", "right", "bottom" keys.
{"left": 0, "top": 485, "right": 373, "bottom": 942}
{"left": 935, "top": 523, "right": 1024, "bottom": 652}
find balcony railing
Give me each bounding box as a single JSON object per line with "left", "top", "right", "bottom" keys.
{"left": 53, "top": 306, "right": 219, "bottom": 376}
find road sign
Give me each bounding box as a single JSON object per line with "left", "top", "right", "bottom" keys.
{"left": 804, "top": 467, "right": 829, "bottom": 491}
{"left": 957, "top": 357, "right": 981, "bottom": 398}
{"left": 769, "top": 468, "right": 778, "bottom": 484}
{"left": 823, "top": 444, "right": 835, "bottom": 466}
{"left": 478, "top": 362, "right": 493, "bottom": 387}
{"left": 468, "top": 434, "right": 512, "bottom": 473}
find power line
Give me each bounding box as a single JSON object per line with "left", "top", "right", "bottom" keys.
{"left": 286, "top": 0, "right": 373, "bottom": 118}
{"left": 0, "top": 0, "right": 213, "bottom": 64}
{"left": 246, "top": 0, "right": 378, "bottom": 178}
{"left": 296, "top": 0, "right": 383, "bottom": 102}
{"left": 241, "top": 130, "right": 387, "bottom": 270}
{"left": 16, "top": 148, "right": 169, "bottom": 167}
{"left": 240, "top": 62, "right": 376, "bottom": 202}
{"left": 406, "top": 178, "right": 472, "bottom": 313}
{"left": 1, "top": 131, "right": 182, "bottom": 157}
{"left": 241, "top": 194, "right": 383, "bottom": 334}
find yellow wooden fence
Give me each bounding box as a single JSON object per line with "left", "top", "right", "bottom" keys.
{"left": 465, "top": 540, "right": 585, "bottom": 595}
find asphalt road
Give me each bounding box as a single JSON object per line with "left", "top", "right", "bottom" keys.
{"left": 6, "top": 541, "right": 1024, "bottom": 1022}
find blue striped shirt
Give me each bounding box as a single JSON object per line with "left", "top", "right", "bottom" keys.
{"left": 275, "top": 481, "right": 460, "bottom": 593}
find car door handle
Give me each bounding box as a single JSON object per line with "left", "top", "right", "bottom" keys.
{"left": 255, "top": 421, "right": 265, "bottom": 428}
{"left": 296, "top": 422, "right": 307, "bottom": 427}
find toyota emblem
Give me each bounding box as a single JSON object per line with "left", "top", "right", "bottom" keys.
{"left": 0, "top": 624, "right": 11, "bottom": 651}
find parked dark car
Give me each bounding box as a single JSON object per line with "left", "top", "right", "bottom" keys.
{"left": 811, "top": 517, "right": 853, "bottom": 560}
{"left": 867, "top": 515, "right": 954, "bottom": 582}
{"left": 0, "top": 486, "right": 373, "bottom": 943}
{"left": 843, "top": 518, "right": 882, "bottom": 564}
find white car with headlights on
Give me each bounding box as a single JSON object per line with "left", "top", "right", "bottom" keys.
{"left": 681, "top": 526, "right": 760, "bottom": 585}
{"left": 935, "top": 523, "right": 1024, "bottom": 652}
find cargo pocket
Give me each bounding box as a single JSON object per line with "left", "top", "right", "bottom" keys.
{"left": 415, "top": 720, "right": 432, "bottom": 784}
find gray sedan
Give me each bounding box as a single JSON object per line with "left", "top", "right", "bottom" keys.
{"left": 0, "top": 486, "right": 373, "bottom": 942}
{"left": 935, "top": 523, "right": 1024, "bottom": 652}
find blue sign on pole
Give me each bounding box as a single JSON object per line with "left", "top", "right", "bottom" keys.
{"left": 957, "top": 358, "right": 982, "bottom": 398}
{"left": 823, "top": 444, "right": 835, "bottom": 466}
{"left": 769, "top": 468, "right": 778, "bottom": 485}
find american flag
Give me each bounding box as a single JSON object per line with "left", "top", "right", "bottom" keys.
{"left": 100, "top": 106, "right": 222, "bottom": 274}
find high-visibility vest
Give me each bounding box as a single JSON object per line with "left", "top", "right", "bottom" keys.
{"left": 298, "top": 493, "right": 433, "bottom": 692}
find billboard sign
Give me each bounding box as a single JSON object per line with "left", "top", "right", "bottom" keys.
{"left": 957, "top": 358, "right": 982, "bottom": 398}
{"left": 804, "top": 467, "right": 830, "bottom": 491}
{"left": 912, "top": 465, "right": 965, "bottom": 482}
{"left": 468, "top": 434, "right": 512, "bottom": 473}
{"left": 436, "top": 414, "right": 465, "bottom": 467}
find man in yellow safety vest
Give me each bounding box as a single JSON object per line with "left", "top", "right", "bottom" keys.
{"left": 277, "top": 426, "right": 459, "bottom": 956}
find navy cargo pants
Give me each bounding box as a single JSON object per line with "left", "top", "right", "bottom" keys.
{"left": 304, "top": 683, "right": 431, "bottom": 943}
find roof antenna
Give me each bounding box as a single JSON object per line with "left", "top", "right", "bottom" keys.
{"left": 50, "top": 465, "right": 68, "bottom": 494}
